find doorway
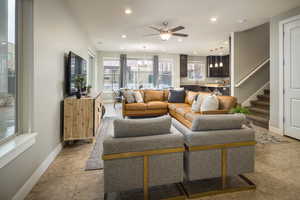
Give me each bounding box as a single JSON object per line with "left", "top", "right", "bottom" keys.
{"left": 282, "top": 16, "right": 300, "bottom": 139}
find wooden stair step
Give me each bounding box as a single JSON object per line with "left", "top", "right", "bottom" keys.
{"left": 246, "top": 114, "right": 269, "bottom": 129}
{"left": 264, "top": 89, "right": 270, "bottom": 95}
{"left": 257, "top": 94, "right": 270, "bottom": 101}
{"left": 250, "top": 100, "right": 270, "bottom": 109}
{"left": 248, "top": 107, "right": 269, "bottom": 115}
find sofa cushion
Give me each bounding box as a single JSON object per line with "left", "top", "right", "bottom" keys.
{"left": 168, "top": 103, "right": 190, "bottom": 111}
{"left": 168, "top": 89, "right": 186, "bottom": 103}
{"left": 113, "top": 116, "right": 172, "bottom": 138}
{"left": 185, "top": 91, "right": 198, "bottom": 105}
{"left": 218, "top": 96, "right": 237, "bottom": 110}
{"left": 185, "top": 112, "right": 202, "bottom": 122}
{"left": 144, "top": 90, "right": 164, "bottom": 102}
{"left": 147, "top": 101, "right": 168, "bottom": 110}
{"left": 125, "top": 103, "right": 147, "bottom": 111}
{"left": 191, "top": 114, "right": 246, "bottom": 131}
{"left": 175, "top": 106, "right": 191, "bottom": 116}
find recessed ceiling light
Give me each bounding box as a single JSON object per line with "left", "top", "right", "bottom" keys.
{"left": 177, "top": 38, "right": 183, "bottom": 42}
{"left": 121, "top": 34, "right": 127, "bottom": 38}
{"left": 210, "top": 17, "right": 217, "bottom": 23}
{"left": 125, "top": 8, "right": 132, "bottom": 15}
{"left": 120, "top": 47, "right": 125, "bottom": 50}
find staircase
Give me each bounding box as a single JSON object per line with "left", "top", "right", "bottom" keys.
{"left": 246, "top": 89, "right": 270, "bottom": 129}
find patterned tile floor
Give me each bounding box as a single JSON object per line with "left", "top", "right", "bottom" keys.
{"left": 26, "top": 103, "right": 300, "bottom": 200}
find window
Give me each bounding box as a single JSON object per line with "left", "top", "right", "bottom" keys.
{"left": 126, "top": 58, "right": 154, "bottom": 89}
{"left": 0, "top": 0, "right": 17, "bottom": 142}
{"left": 158, "top": 58, "right": 173, "bottom": 88}
{"left": 103, "top": 57, "right": 120, "bottom": 90}
{"left": 188, "top": 61, "right": 206, "bottom": 80}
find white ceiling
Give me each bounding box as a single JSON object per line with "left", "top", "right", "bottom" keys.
{"left": 67, "top": 0, "right": 300, "bottom": 55}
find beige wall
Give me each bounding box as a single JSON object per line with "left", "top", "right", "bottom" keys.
{"left": 0, "top": 0, "right": 96, "bottom": 199}
{"left": 269, "top": 6, "right": 300, "bottom": 129}
{"left": 232, "top": 23, "right": 270, "bottom": 103}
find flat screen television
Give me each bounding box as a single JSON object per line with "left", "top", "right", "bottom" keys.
{"left": 65, "top": 51, "right": 87, "bottom": 96}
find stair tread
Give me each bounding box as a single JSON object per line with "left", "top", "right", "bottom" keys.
{"left": 246, "top": 114, "right": 269, "bottom": 123}
{"left": 257, "top": 94, "right": 270, "bottom": 99}
{"left": 251, "top": 100, "right": 270, "bottom": 106}
{"left": 248, "top": 107, "right": 270, "bottom": 114}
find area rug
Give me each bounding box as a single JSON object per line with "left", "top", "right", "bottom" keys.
{"left": 86, "top": 118, "right": 289, "bottom": 170}
{"left": 254, "top": 126, "right": 290, "bottom": 144}
{"left": 85, "top": 117, "right": 117, "bottom": 171}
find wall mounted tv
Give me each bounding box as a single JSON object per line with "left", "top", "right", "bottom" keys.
{"left": 65, "top": 51, "right": 87, "bottom": 96}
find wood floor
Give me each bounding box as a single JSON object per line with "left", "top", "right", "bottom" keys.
{"left": 26, "top": 103, "right": 300, "bottom": 200}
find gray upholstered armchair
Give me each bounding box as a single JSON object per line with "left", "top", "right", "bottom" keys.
{"left": 172, "top": 114, "right": 256, "bottom": 198}
{"left": 102, "top": 116, "right": 185, "bottom": 200}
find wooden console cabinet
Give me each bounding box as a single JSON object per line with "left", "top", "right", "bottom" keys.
{"left": 63, "top": 92, "right": 103, "bottom": 141}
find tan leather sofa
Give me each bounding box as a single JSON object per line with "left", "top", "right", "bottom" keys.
{"left": 122, "top": 90, "right": 237, "bottom": 128}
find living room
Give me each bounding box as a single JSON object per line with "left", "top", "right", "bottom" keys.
{"left": 1, "top": 0, "right": 300, "bottom": 200}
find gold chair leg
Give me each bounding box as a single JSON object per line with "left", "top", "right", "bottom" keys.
{"left": 144, "top": 156, "right": 149, "bottom": 200}
{"left": 221, "top": 148, "right": 227, "bottom": 188}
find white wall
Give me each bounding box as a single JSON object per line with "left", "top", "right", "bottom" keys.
{"left": 269, "top": 6, "right": 300, "bottom": 130}
{"left": 0, "top": 0, "right": 97, "bottom": 199}
{"left": 232, "top": 23, "right": 270, "bottom": 103}
{"left": 97, "top": 51, "right": 180, "bottom": 101}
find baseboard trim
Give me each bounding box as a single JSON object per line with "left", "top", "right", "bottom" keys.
{"left": 242, "top": 82, "right": 270, "bottom": 107}
{"left": 12, "top": 143, "right": 63, "bottom": 200}
{"left": 269, "top": 125, "right": 284, "bottom": 136}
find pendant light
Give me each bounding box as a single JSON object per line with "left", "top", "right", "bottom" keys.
{"left": 214, "top": 48, "right": 218, "bottom": 67}
{"left": 219, "top": 46, "right": 224, "bottom": 67}
{"left": 209, "top": 49, "right": 213, "bottom": 68}
{"left": 215, "top": 56, "right": 218, "bottom": 67}
{"left": 219, "top": 55, "right": 223, "bottom": 67}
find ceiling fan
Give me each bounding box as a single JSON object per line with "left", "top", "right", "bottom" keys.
{"left": 145, "top": 22, "right": 188, "bottom": 41}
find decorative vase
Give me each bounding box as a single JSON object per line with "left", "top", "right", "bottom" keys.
{"left": 76, "top": 90, "right": 81, "bottom": 99}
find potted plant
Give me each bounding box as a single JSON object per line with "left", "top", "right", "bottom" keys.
{"left": 87, "top": 85, "right": 92, "bottom": 96}
{"left": 74, "top": 75, "right": 86, "bottom": 99}
{"left": 230, "top": 105, "right": 252, "bottom": 127}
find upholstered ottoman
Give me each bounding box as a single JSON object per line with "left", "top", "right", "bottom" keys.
{"left": 102, "top": 116, "right": 185, "bottom": 200}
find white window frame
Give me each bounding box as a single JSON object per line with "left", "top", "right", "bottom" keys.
{"left": 0, "top": 0, "right": 37, "bottom": 169}
{"left": 187, "top": 60, "right": 206, "bottom": 81}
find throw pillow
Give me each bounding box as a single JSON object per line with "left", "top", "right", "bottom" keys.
{"left": 185, "top": 91, "right": 199, "bottom": 105}
{"left": 113, "top": 116, "right": 172, "bottom": 138}
{"left": 191, "top": 94, "right": 203, "bottom": 112}
{"left": 123, "top": 90, "right": 135, "bottom": 103}
{"left": 168, "top": 89, "right": 186, "bottom": 103}
{"left": 200, "top": 94, "right": 219, "bottom": 111}
{"left": 133, "top": 91, "right": 144, "bottom": 103}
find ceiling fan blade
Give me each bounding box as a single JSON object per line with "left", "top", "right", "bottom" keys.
{"left": 170, "top": 26, "right": 185, "bottom": 32}
{"left": 173, "top": 33, "right": 188, "bottom": 37}
{"left": 149, "top": 26, "right": 161, "bottom": 32}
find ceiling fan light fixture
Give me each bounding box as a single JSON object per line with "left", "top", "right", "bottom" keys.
{"left": 160, "top": 32, "right": 171, "bottom": 41}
